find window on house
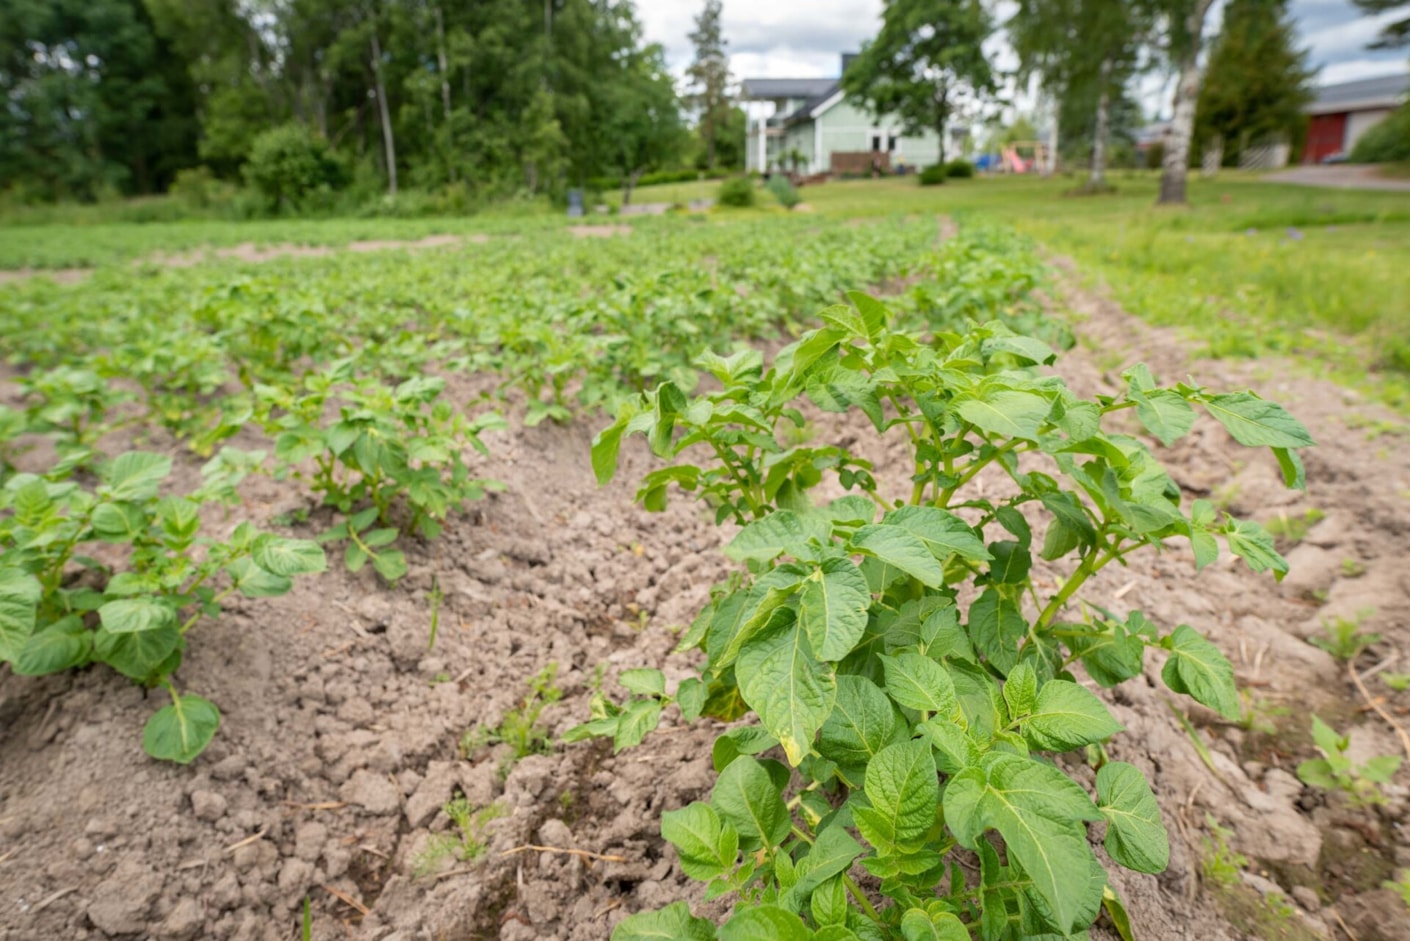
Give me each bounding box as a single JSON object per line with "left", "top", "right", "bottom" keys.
{"left": 888, "top": 135, "right": 898, "bottom": 153}
{"left": 870, "top": 135, "right": 882, "bottom": 152}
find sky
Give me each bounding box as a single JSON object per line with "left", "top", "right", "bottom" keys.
{"left": 638, "top": 0, "right": 1408, "bottom": 117}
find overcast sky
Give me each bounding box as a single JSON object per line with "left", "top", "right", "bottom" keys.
{"left": 638, "top": 0, "right": 1407, "bottom": 114}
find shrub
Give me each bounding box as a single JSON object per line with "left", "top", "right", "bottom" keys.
{"left": 717, "top": 176, "right": 756, "bottom": 207}
{"left": 1349, "top": 105, "right": 1410, "bottom": 163}
{"left": 168, "top": 167, "right": 238, "bottom": 211}
{"left": 1145, "top": 142, "right": 1166, "bottom": 170}
{"left": 243, "top": 124, "right": 346, "bottom": 213}
{"left": 919, "top": 164, "right": 948, "bottom": 186}
{"left": 766, "top": 174, "right": 801, "bottom": 209}
{"left": 944, "top": 159, "right": 975, "bottom": 178}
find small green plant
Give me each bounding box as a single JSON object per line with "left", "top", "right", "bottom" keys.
{"left": 412, "top": 798, "right": 505, "bottom": 877}
{"left": 461, "top": 664, "right": 562, "bottom": 771}
{"left": 718, "top": 177, "right": 757, "bottom": 208}
{"left": 257, "top": 362, "right": 505, "bottom": 581}
{"left": 1296, "top": 715, "right": 1402, "bottom": 806}
{"left": 1383, "top": 672, "right": 1410, "bottom": 692}
{"left": 1384, "top": 869, "right": 1410, "bottom": 910}
{"left": 0, "top": 452, "right": 326, "bottom": 762}
{"left": 1239, "top": 692, "right": 1291, "bottom": 737}
{"left": 944, "top": 159, "right": 975, "bottom": 179}
{"left": 1263, "top": 507, "right": 1324, "bottom": 547}
{"left": 1309, "top": 610, "right": 1380, "bottom": 661}
{"left": 427, "top": 574, "right": 443, "bottom": 649}
{"left": 301, "top": 896, "right": 313, "bottom": 941}
{"left": 766, "top": 174, "right": 802, "bottom": 210}
{"left": 576, "top": 294, "right": 1311, "bottom": 939}
{"left": 1340, "top": 558, "right": 1367, "bottom": 578}
{"left": 1200, "top": 815, "right": 1248, "bottom": 888}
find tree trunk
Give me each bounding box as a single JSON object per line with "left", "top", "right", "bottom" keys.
{"left": 434, "top": 6, "right": 452, "bottom": 121}
{"left": 707, "top": 123, "right": 716, "bottom": 170}
{"left": 1047, "top": 98, "right": 1059, "bottom": 175}
{"left": 622, "top": 168, "right": 643, "bottom": 207}
{"left": 370, "top": 29, "right": 398, "bottom": 196}
{"left": 433, "top": 6, "right": 456, "bottom": 183}
{"left": 1158, "top": 0, "right": 1215, "bottom": 205}
{"left": 1090, "top": 58, "right": 1112, "bottom": 187}
{"left": 934, "top": 84, "right": 949, "bottom": 164}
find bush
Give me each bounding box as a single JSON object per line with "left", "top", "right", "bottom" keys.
{"left": 919, "top": 164, "right": 948, "bottom": 186}
{"left": 1145, "top": 142, "right": 1166, "bottom": 170}
{"left": 944, "top": 159, "right": 975, "bottom": 179}
{"left": 169, "top": 167, "right": 238, "bottom": 211}
{"left": 766, "top": 174, "right": 801, "bottom": 209}
{"left": 717, "top": 176, "right": 756, "bottom": 207}
{"left": 243, "top": 124, "right": 346, "bottom": 213}
{"left": 1350, "top": 105, "right": 1410, "bottom": 163}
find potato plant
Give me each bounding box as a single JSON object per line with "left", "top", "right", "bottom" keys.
{"left": 579, "top": 294, "right": 1312, "bottom": 939}
{"left": 0, "top": 451, "right": 326, "bottom": 762}
{"left": 255, "top": 361, "right": 504, "bottom": 581}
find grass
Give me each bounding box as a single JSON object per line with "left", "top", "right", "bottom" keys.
{"left": 6, "top": 169, "right": 1409, "bottom": 411}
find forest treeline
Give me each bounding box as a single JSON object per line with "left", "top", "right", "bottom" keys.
{"left": 1, "top": 0, "right": 1402, "bottom": 214}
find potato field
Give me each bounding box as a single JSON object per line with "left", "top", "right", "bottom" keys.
{"left": 2, "top": 205, "right": 1409, "bottom": 941}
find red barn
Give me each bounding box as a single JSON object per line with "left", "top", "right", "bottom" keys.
{"left": 1304, "top": 73, "right": 1409, "bottom": 164}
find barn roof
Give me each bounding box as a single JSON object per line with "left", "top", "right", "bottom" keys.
{"left": 1307, "top": 73, "right": 1410, "bottom": 115}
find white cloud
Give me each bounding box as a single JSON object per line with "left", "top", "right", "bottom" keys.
{"left": 639, "top": 0, "right": 1408, "bottom": 102}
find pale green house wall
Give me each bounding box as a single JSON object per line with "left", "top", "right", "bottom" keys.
{"left": 772, "top": 94, "right": 944, "bottom": 174}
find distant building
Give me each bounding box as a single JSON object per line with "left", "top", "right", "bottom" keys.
{"left": 1304, "top": 73, "right": 1409, "bottom": 164}
{"left": 741, "top": 56, "right": 952, "bottom": 175}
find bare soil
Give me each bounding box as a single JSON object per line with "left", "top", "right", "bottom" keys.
{"left": 2, "top": 255, "right": 1409, "bottom": 941}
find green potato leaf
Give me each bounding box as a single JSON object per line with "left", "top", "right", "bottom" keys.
{"left": 143, "top": 694, "right": 220, "bottom": 764}
{"left": 710, "top": 755, "right": 790, "bottom": 853}
{"left": 1020, "top": 679, "right": 1123, "bottom": 752}
{"left": 611, "top": 902, "right": 718, "bottom": 941}
{"left": 1096, "top": 762, "right": 1170, "bottom": 874}
{"left": 661, "top": 802, "right": 739, "bottom": 881}
{"left": 1161, "top": 625, "right": 1240, "bottom": 720}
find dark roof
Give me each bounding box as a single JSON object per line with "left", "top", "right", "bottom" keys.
{"left": 739, "top": 77, "right": 838, "bottom": 101}
{"left": 780, "top": 82, "right": 842, "bottom": 124}
{"left": 1307, "top": 73, "right": 1409, "bottom": 115}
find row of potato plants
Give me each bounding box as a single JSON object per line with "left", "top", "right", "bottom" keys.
{"left": 578, "top": 292, "right": 1312, "bottom": 940}
{"left": 0, "top": 221, "right": 1049, "bottom": 767}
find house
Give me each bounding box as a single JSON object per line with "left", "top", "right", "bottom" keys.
{"left": 742, "top": 55, "right": 949, "bottom": 175}
{"left": 1303, "top": 73, "right": 1409, "bottom": 164}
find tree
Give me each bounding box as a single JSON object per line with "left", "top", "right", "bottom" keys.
{"left": 1010, "top": 0, "right": 1153, "bottom": 188}
{"left": 600, "top": 44, "right": 685, "bottom": 204}
{"left": 843, "top": 0, "right": 997, "bottom": 164}
{"left": 1195, "top": 0, "right": 1315, "bottom": 168}
{"left": 0, "top": 0, "right": 199, "bottom": 200}
{"left": 686, "top": 0, "right": 733, "bottom": 170}
{"left": 1353, "top": 0, "right": 1410, "bottom": 48}
{"left": 1155, "top": 0, "right": 1217, "bottom": 205}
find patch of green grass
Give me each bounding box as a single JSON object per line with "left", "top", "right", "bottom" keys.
{"left": 1264, "top": 508, "right": 1325, "bottom": 548}
{"left": 1309, "top": 611, "right": 1380, "bottom": 661}
{"left": 459, "top": 664, "right": 562, "bottom": 776}
{"left": 411, "top": 798, "right": 506, "bottom": 877}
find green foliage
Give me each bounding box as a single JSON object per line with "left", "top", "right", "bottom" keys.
{"left": 767, "top": 175, "right": 802, "bottom": 210}
{"left": 412, "top": 799, "right": 506, "bottom": 877}
{"left": 842, "top": 0, "right": 997, "bottom": 162}
{"left": 1309, "top": 611, "right": 1380, "bottom": 661}
{"left": 718, "top": 177, "right": 757, "bottom": 208}
{"left": 686, "top": 1, "right": 734, "bottom": 171}
{"left": 919, "top": 165, "right": 949, "bottom": 186}
{"left": 244, "top": 125, "right": 347, "bottom": 213}
{"left": 255, "top": 364, "right": 505, "bottom": 581}
{"left": 1195, "top": 0, "right": 1315, "bottom": 167}
{"left": 0, "top": 451, "right": 325, "bottom": 762}
{"left": 1385, "top": 869, "right": 1410, "bottom": 909}
{"left": 1263, "top": 506, "right": 1324, "bottom": 547}
{"left": 1350, "top": 105, "right": 1410, "bottom": 164}
{"left": 462, "top": 664, "right": 563, "bottom": 774}
{"left": 578, "top": 285, "right": 1309, "bottom": 937}
{"left": 1296, "top": 716, "right": 1402, "bottom": 806}
{"left": 943, "top": 160, "right": 974, "bottom": 179}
